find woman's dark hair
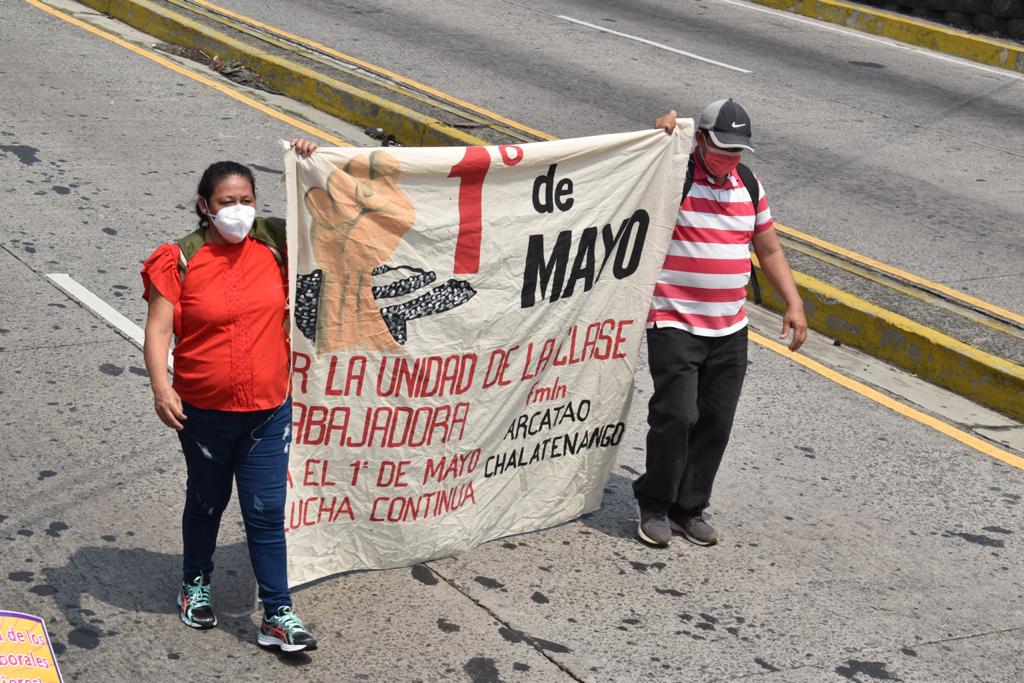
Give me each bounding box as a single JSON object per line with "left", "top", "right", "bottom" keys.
{"left": 194, "top": 161, "right": 256, "bottom": 228}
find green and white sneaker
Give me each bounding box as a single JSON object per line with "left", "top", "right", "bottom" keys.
{"left": 258, "top": 606, "right": 318, "bottom": 653}
{"left": 177, "top": 576, "right": 217, "bottom": 629}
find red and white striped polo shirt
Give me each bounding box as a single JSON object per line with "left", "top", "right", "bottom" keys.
{"left": 648, "top": 155, "right": 773, "bottom": 337}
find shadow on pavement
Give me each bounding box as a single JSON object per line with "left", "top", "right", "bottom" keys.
{"left": 579, "top": 470, "right": 640, "bottom": 541}
{"left": 37, "top": 542, "right": 274, "bottom": 650}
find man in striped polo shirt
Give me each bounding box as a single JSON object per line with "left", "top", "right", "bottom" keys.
{"left": 634, "top": 99, "right": 807, "bottom": 548}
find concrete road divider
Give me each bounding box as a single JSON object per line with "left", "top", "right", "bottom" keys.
{"left": 74, "top": 0, "right": 1024, "bottom": 423}
{"left": 749, "top": 0, "right": 1024, "bottom": 73}
{"left": 75, "top": 0, "right": 486, "bottom": 146}
{"left": 752, "top": 257, "right": 1024, "bottom": 422}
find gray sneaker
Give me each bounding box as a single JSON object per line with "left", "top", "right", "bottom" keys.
{"left": 670, "top": 514, "right": 719, "bottom": 546}
{"left": 636, "top": 506, "right": 671, "bottom": 547}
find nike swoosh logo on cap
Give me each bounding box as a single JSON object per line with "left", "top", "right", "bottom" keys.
{"left": 731, "top": 122, "right": 747, "bottom": 128}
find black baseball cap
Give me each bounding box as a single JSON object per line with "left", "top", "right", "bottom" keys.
{"left": 697, "top": 98, "right": 754, "bottom": 152}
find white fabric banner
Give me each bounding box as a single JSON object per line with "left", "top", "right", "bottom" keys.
{"left": 283, "top": 122, "right": 693, "bottom": 586}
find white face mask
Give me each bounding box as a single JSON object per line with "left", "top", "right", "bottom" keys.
{"left": 207, "top": 203, "right": 255, "bottom": 243}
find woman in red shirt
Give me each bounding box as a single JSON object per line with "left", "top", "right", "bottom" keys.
{"left": 142, "top": 140, "right": 318, "bottom": 653}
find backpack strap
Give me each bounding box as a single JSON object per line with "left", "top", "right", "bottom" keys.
{"left": 249, "top": 216, "right": 287, "bottom": 267}
{"left": 175, "top": 228, "right": 207, "bottom": 281}
{"left": 681, "top": 155, "right": 694, "bottom": 204}
{"left": 683, "top": 154, "right": 760, "bottom": 211}
{"left": 734, "top": 162, "right": 763, "bottom": 305}
{"left": 735, "top": 162, "right": 760, "bottom": 214}
{"left": 174, "top": 217, "right": 287, "bottom": 281}
{"left": 681, "top": 155, "right": 762, "bottom": 220}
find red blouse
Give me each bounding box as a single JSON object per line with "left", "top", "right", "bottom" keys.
{"left": 141, "top": 236, "right": 289, "bottom": 411}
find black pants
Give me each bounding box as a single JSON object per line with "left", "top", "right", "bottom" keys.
{"left": 633, "top": 326, "right": 747, "bottom": 516}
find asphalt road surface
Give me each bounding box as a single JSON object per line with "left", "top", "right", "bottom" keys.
{"left": 210, "top": 0, "right": 1024, "bottom": 315}
{"left": 0, "top": 1, "right": 1022, "bottom": 682}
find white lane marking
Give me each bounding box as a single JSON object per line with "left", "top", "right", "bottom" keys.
{"left": 47, "top": 273, "right": 144, "bottom": 346}
{"left": 46, "top": 273, "right": 172, "bottom": 368}
{"left": 713, "top": 0, "right": 1024, "bottom": 82}
{"left": 557, "top": 15, "right": 752, "bottom": 74}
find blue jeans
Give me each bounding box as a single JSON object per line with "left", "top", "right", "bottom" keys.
{"left": 177, "top": 398, "right": 292, "bottom": 615}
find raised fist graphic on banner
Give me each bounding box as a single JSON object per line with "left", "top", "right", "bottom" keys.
{"left": 304, "top": 151, "right": 415, "bottom": 353}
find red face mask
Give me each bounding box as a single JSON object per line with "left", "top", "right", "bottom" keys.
{"left": 699, "top": 142, "right": 742, "bottom": 179}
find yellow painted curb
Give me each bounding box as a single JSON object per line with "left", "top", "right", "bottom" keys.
{"left": 750, "top": 0, "right": 1024, "bottom": 74}
{"left": 751, "top": 260, "right": 1024, "bottom": 422}
{"left": 75, "top": 0, "right": 489, "bottom": 146}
